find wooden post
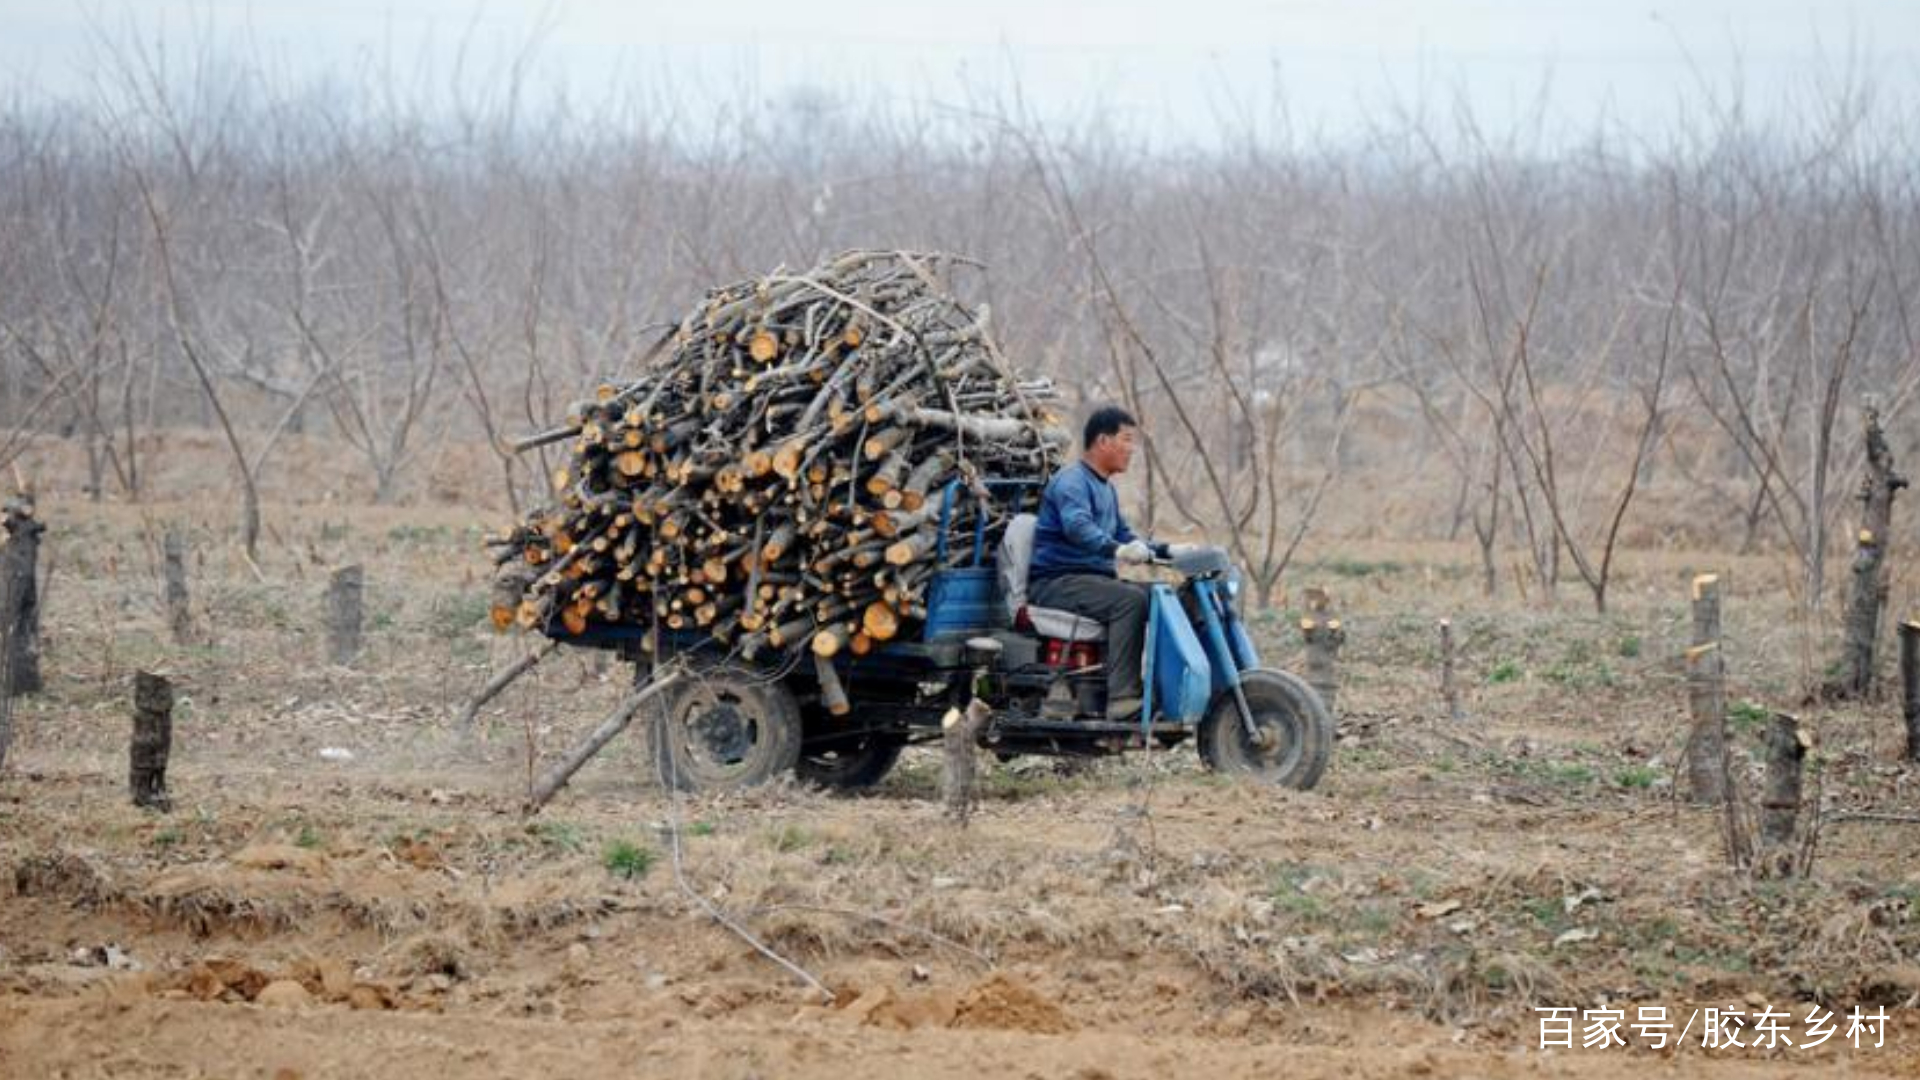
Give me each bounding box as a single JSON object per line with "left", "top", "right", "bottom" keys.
{"left": 162, "top": 527, "right": 193, "bottom": 645}
{"left": 1833, "top": 402, "right": 1906, "bottom": 698}
{"left": 325, "top": 564, "right": 364, "bottom": 666}
{"left": 2, "top": 493, "right": 45, "bottom": 696}
{"left": 941, "top": 698, "right": 991, "bottom": 825}
{"left": 1901, "top": 621, "right": 1920, "bottom": 762}
{"left": 1685, "top": 574, "right": 1729, "bottom": 804}
{"left": 1761, "top": 712, "right": 1807, "bottom": 847}
{"left": 1300, "top": 588, "right": 1344, "bottom": 713}
{"left": 1438, "top": 618, "right": 1463, "bottom": 722}
{"left": 130, "top": 671, "right": 174, "bottom": 811}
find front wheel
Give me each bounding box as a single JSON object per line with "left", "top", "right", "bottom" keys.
{"left": 643, "top": 663, "right": 802, "bottom": 792}
{"left": 1197, "top": 668, "right": 1332, "bottom": 790}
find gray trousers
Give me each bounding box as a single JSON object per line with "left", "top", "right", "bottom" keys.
{"left": 1028, "top": 573, "right": 1149, "bottom": 711}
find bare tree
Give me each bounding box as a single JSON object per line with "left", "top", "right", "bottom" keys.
{"left": 0, "top": 25, "right": 1914, "bottom": 601}
{"left": 273, "top": 117, "right": 450, "bottom": 503}
{"left": 1497, "top": 273, "right": 1681, "bottom": 613}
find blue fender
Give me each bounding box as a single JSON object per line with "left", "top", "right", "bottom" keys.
{"left": 1144, "top": 584, "right": 1212, "bottom": 723}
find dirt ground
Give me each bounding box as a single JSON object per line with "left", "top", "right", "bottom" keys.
{"left": 4, "top": 492, "right": 1920, "bottom": 1078}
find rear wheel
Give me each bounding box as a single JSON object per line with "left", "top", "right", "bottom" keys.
{"left": 1197, "top": 668, "right": 1332, "bottom": 790}
{"left": 796, "top": 735, "right": 904, "bottom": 790}
{"left": 643, "top": 663, "right": 802, "bottom": 792}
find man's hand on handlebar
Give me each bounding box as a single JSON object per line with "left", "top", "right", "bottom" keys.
{"left": 1125, "top": 540, "right": 1204, "bottom": 568}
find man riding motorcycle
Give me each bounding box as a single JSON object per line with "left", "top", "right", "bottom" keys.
{"left": 1027, "top": 405, "right": 1193, "bottom": 722}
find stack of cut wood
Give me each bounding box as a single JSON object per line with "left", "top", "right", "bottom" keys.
{"left": 488, "top": 250, "right": 1066, "bottom": 660}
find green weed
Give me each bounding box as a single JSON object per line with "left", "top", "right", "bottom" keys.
{"left": 602, "top": 840, "right": 655, "bottom": 880}
{"left": 528, "top": 821, "right": 587, "bottom": 853}
{"left": 1729, "top": 700, "right": 1771, "bottom": 732}
{"left": 1613, "top": 765, "right": 1661, "bottom": 789}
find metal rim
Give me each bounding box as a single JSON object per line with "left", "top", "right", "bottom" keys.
{"left": 1236, "top": 700, "right": 1306, "bottom": 778}
{"left": 671, "top": 685, "right": 770, "bottom": 783}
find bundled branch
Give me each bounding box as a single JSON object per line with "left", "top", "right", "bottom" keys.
{"left": 489, "top": 250, "right": 1065, "bottom": 659}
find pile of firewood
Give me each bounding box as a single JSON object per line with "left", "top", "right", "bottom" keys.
{"left": 488, "top": 250, "right": 1066, "bottom": 662}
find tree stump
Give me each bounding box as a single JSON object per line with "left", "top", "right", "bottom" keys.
{"left": 1438, "top": 617, "right": 1464, "bottom": 722}
{"left": 1761, "top": 712, "right": 1807, "bottom": 847}
{"left": 2, "top": 493, "right": 45, "bottom": 697}
{"left": 1684, "top": 574, "right": 1729, "bottom": 804}
{"left": 1299, "top": 588, "right": 1344, "bottom": 713}
{"left": 1832, "top": 402, "right": 1906, "bottom": 699}
{"left": 130, "top": 671, "right": 174, "bottom": 811}
{"left": 1901, "top": 621, "right": 1920, "bottom": 762}
{"left": 325, "top": 564, "right": 364, "bottom": 666}
{"left": 941, "top": 699, "right": 991, "bottom": 825}
{"left": 163, "top": 527, "right": 193, "bottom": 645}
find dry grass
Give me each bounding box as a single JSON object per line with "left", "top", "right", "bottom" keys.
{"left": 2, "top": 467, "right": 1918, "bottom": 1052}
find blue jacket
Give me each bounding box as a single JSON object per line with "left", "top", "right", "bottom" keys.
{"left": 1029, "top": 461, "right": 1161, "bottom": 581}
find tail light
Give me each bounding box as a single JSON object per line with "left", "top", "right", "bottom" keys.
{"left": 1043, "top": 639, "right": 1103, "bottom": 670}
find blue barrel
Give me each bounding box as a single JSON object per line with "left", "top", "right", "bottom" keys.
{"left": 922, "top": 567, "right": 998, "bottom": 640}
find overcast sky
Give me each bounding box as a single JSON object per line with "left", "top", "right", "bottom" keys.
{"left": 2, "top": 1, "right": 1913, "bottom": 145}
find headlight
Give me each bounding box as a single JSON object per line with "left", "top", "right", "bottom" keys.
{"left": 1225, "top": 575, "right": 1240, "bottom": 598}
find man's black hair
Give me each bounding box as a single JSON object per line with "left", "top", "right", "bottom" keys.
{"left": 1083, "top": 405, "right": 1137, "bottom": 449}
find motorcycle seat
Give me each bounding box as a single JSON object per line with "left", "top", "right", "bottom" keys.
{"left": 998, "top": 514, "right": 1108, "bottom": 643}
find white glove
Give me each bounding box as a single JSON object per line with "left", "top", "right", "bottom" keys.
{"left": 1116, "top": 540, "right": 1152, "bottom": 565}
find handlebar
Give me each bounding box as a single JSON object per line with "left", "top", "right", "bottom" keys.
{"left": 1152, "top": 544, "right": 1234, "bottom": 578}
